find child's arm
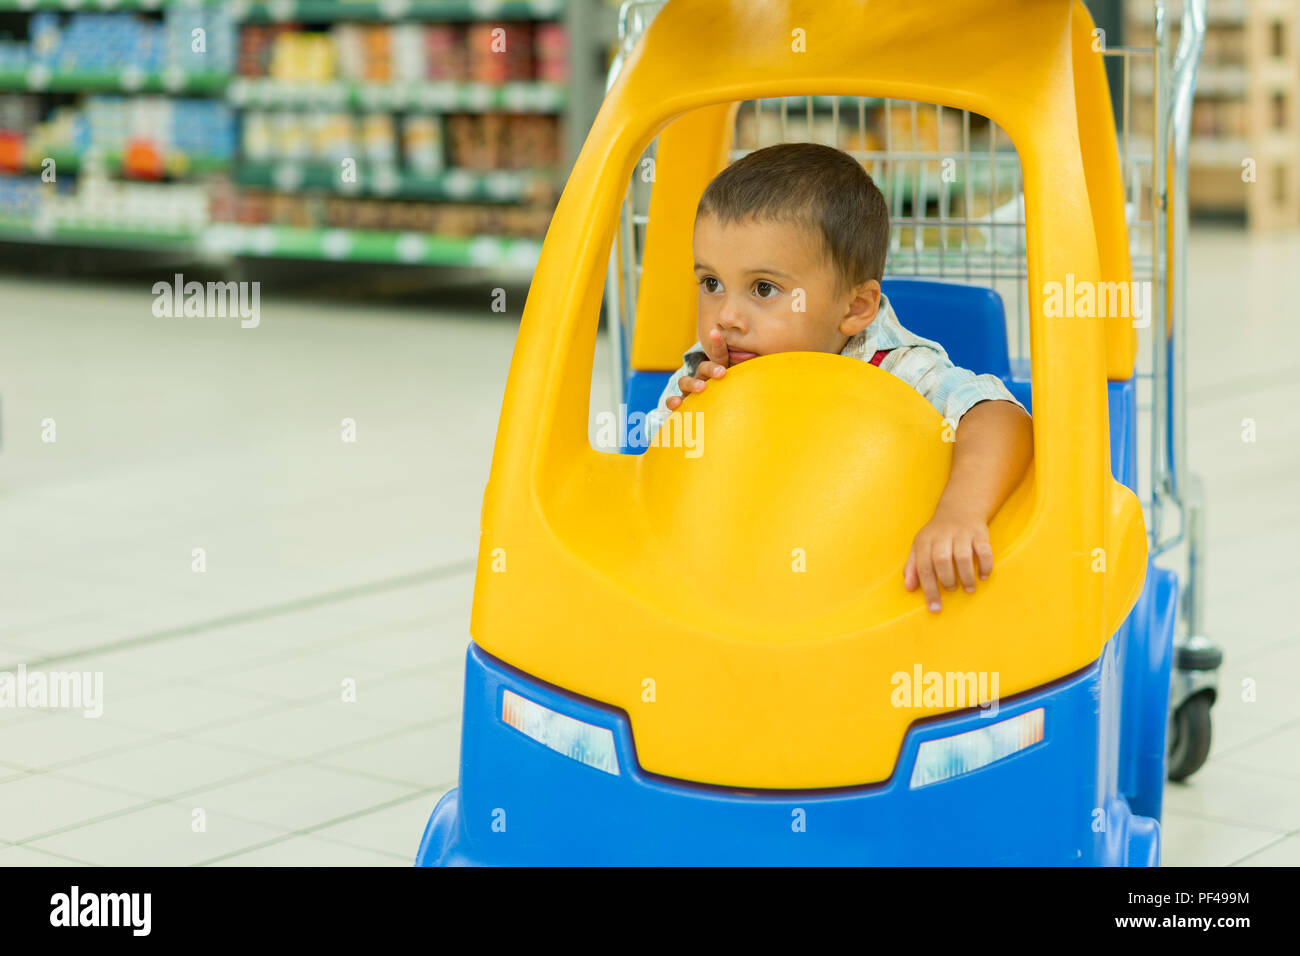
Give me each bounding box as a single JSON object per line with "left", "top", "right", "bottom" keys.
{"left": 904, "top": 398, "right": 1034, "bottom": 612}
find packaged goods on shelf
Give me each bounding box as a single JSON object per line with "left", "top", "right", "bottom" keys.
{"left": 0, "top": 41, "right": 29, "bottom": 74}
{"left": 534, "top": 23, "right": 568, "bottom": 83}
{"left": 171, "top": 100, "right": 237, "bottom": 160}
{"left": 219, "top": 189, "right": 552, "bottom": 239}
{"left": 269, "top": 189, "right": 320, "bottom": 228}
{"left": 391, "top": 23, "right": 426, "bottom": 84}
{"left": 243, "top": 109, "right": 409, "bottom": 168}
{"left": 0, "top": 177, "right": 48, "bottom": 220}
{"left": 37, "top": 177, "right": 209, "bottom": 230}
{"left": 424, "top": 23, "right": 469, "bottom": 81}
{"left": 402, "top": 115, "right": 443, "bottom": 175}
{"left": 19, "top": 97, "right": 236, "bottom": 168}
{"left": 238, "top": 21, "right": 567, "bottom": 86}
{"left": 362, "top": 24, "right": 391, "bottom": 83}
{"left": 268, "top": 31, "right": 336, "bottom": 83}
{"left": 164, "top": 0, "right": 237, "bottom": 76}
{"left": 239, "top": 24, "right": 298, "bottom": 79}
{"left": 272, "top": 110, "right": 311, "bottom": 160}
{"left": 0, "top": 94, "right": 42, "bottom": 133}
{"left": 242, "top": 110, "right": 274, "bottom": 161}
{"left": 312, "top": 111, "right": 361, "bottom": 162}
{"left": 361, "top": 111, "right": 397, "bottom": 163}
{"left": 445, "top": 113, "right": 559, "bottom": 170}
{"left": 3, "top": 7, "right": 236, "bottom": 78}
{"left": 467, "top": 22, "right": 534, "bottom": 84}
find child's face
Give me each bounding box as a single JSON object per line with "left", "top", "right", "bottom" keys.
{"left": 692, "top": 213, "right": 881, "bottom": 365}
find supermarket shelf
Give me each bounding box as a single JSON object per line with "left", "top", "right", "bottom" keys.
{"left": 0, "top": 214, "right": 543, "bottom": 267}
{"left": 0, "top": 214, "right": 200, "bottom": 249}
{"left": 1189, "top": 136, "right": 1251, "bottom": 167}
{"left": 233, "top": 0, "right": 565, "bottom": 21}
{"left": 226, "top": 76, "right": 564, "bottom": 111}
{"left": 1131, "top": 65, "right": 1249, "bottom": 97}
{"left": 0, "top": 0, "right": 221, "bottom": 8}
{"left": 235, "top": 159, "right": 557, "bottom": 200}
{"left": 0, "top": 67, "right": 228, "bottom": 94}
{"left": 202, "top": 223, "right": 542, "bottom": 267}
{"left": 27, "top": 149, "right": 231, "bottom": 178}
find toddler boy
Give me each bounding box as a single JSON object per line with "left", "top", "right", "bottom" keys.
{"left": 643, "top": 142, "right": 1033, "bottom": 613}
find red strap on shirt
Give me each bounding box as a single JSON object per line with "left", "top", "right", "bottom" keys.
{"left": 869, "top": 348, "right": 892, "bottom": 367}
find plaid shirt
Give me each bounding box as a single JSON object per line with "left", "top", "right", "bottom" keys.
{"left": 644, "top": 293, "right": 1026, "bottom": 440}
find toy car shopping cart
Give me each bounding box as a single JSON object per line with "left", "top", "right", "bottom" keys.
{"left": 417, "top": 0, "right": 1219, "bottom": 866}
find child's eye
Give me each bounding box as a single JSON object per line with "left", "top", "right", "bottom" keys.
{"left": 699, "top": 276, "right": 720, "bottom": 293}
{"left": 753, "top": 280, "right": 779, "bottom": 298}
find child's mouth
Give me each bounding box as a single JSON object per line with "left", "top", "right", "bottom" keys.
{"left": 727, "top": 349, "right": 758, "bottom": 364}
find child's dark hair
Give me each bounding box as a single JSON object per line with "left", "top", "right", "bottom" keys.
{"left": 696, "top": 142, "right": 890, "bottom": 294}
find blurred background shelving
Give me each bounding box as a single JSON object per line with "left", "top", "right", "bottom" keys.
{"left": 0, "top": 0, "right": 616, "bottom": 270}
{"left": 1125, "top": 0, "right": 1300, "bottom": 230}
{"left": 0, "top": 0, "right": 1296, "bottom": 276}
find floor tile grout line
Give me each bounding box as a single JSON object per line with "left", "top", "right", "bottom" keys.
{"left": 8, "top": 714, "right": 439, "bottom": 799}
{"left": 1225, "top": 827, "right": 1300, "bottom": 866}
{"left": 145, "top": 609, "right": 471, "bottom": 681}
{"left": 1161, "top": 805, "right": 1294, "bottom": 835}
{"left": 1224, "top": 635, "right": 1300, "bottom": 668}
{"left": 0, "top": 842, "right": 101, "bottom": 867}
{"left": 1188, "top": 360, "right": 1300, "bottom": 407}
{"left": 153, "top": 621, "right": 467, "bottom": 685}
{"left": 7, "top": 796, "right": 181, "bottom": 849}
{"left": 111, "top": 650, "right": 462, "bottom": 701}
{"left": 166, "top": 654, "right": 465, "bottom": 710}
{"left": 17, "top": 560, "right": 475, "bottom": 669}
{"left": 70, "top": 660, "right": 457, "bottom": 751}
{"left": 98, "top": 676, "right": 462, "bottom": 737}
{"left": 13, "top": 779, "right": 453, "bottom": 867}
{"left": 1208, "top": 716, "right": 1300, "bottom": 761}
{"left": 288, "top": 788, "right": 446, "bottom": 845}
{"left": 191, "top": 788, "right": 443, "bottom": 866}
{"left": 0, "top": 686, "right": 453, "bottom": 780}
{"left": 15, "top": 624, "right": 467, "bottom": 708}
{"left": 7, "top": 719, "right": 445, "bottom": 850}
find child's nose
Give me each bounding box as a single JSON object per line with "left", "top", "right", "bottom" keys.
{"left": 718, "top": 303, "right": 746, "bottom": 331}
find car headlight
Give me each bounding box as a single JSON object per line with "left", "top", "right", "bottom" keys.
{"left": 909, "top": 707, "right": 1044, "bottom": 788}
{"left": 501, "top": 689, "right": 620, "bottom": 776}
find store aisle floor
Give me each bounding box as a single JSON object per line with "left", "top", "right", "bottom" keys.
{"left": 1, "top": 226, "right": 1298, "bottom": 866}
{"left": 0, "top": 279, "right": 538, "bottom": 865}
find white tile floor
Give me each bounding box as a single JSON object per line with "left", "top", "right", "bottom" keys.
{"left": 0, "top": 225, "right": 1297, "bottom": 866}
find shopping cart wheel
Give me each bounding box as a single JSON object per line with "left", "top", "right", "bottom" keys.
{"left": 1167, "top": 693, "right": 1213, "bottom": 782}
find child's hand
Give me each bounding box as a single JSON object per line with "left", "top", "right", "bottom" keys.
{"left": 665, "top": 328, "right": 730, "bottom": 412}
{"left": 903, "top": 502, "right": 994, "bottom": 613}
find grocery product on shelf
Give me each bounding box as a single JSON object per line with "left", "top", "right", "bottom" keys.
{"left": 0, "top": 175, "right": 208, "bottom": 235}
{"left": 445, "top": 112, "right": 556, "bottom": 171}
{"left": 237, "top": 20, "right": 563, "bottom": 85}
{"left": 212, "top": 186, "right": 552, "bottom": 239}
{"left": 0, "top": 95, "right": 235, "bottom": 175}
{"left": 401, "top": 115, "right": 443, "bottom": 174}
{"left": 0, "top": 6, "right": 236, "bottom": 79}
